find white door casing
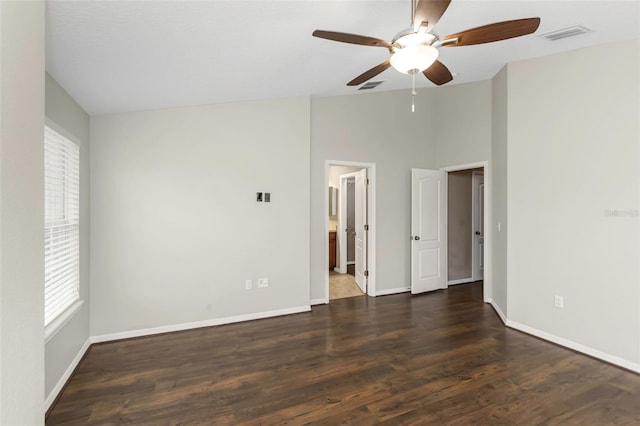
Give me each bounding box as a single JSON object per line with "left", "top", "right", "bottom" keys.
{"left": 411, "top": 168, "right": 447, "bottom": 294}
{"left": 338, "top": 172, "right": 359, "bottom": 274}
{"left": 354, "top": 169, "right": 367, "bottom": 293}
{"left": 472, "top": 172, "right": 484, "bottom": 281}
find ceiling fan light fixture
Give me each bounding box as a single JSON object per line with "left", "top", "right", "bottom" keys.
{"left": 390, "top": 44, "right": 439, "bottom": 75}
{"left": 393, "top": 31, "right": 435, "bottom": 47}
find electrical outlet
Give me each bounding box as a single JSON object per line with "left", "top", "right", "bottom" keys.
{"left": 554, "top": 295, "right": 564, "bottom": 308}
{"left": 245, "top": 279, "right": 252, "bottom": 290}
{"left": 258, "top": 278, "right": 269, "bottom": 288}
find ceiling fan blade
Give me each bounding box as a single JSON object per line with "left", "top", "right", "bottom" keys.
{"left": 347, "top": 60, "right": 391, "bottom": 86}
{"left": 312, "top": 30, "right": 391, "bottom": 48}
{"left": 413, "top": 0, "right": 452, "bottom": 32}
{"left": 423, "top": 60, "right": 453, "bottom": 86}
{"left": 443, "top": 18, "right": 541, "bottom": 47}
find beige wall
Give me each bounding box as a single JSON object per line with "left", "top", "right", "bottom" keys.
{"left": 506, "top": 40, "right": 639, "bottom": 366}
{"left": 0, "top": 1, "right": 46, "bottom": 423}
{"left": 447, "top": 170, "right": 473, "bottom": 281}
{"left": 491, "top": 66, "right": 509, "bottom": 315}
{"left": 90, "top": 97, "right": 310, "bottom": 336}
{"left": 435, "top": 80, "right": 492, "bottom": 169}
{"left": 311, "top": 89, "right": 438, "bottom": 300}
{"left": 44, "top": 73, "right": 91, "bottom": 402}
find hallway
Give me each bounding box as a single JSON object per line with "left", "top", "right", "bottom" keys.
{"left": 329, "top": 264, "right": 364, "bottom": 300}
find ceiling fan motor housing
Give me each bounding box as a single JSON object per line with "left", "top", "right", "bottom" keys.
{"left": 391, "top": 29, "right": 438, "bottom": 48}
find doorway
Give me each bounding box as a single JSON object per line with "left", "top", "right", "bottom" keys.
{"left": 410, "top": 162, "right": 491, "bottom": 302}
{"left": 443, "top": 162, "right": 490, "bottom": 302}
{"left": 447, "top": 168, "right": 484, "bottom": 286}
{"left": 325, "top": 161, "right": 376, "bottom": 301}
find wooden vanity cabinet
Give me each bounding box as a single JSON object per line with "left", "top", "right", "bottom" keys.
{"left": 329, "top": 231, "right": 336, "bottom": 269}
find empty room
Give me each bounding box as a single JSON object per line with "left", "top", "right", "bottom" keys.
{"left": 1, "top": 0, "right": 639, "bottom": 424}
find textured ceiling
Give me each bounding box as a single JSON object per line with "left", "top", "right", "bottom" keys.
{"left": 46, "top": 0, "right": 640, "bottom": 115}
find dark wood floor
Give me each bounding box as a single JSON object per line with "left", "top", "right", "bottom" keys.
{"left": 47, "top": 283, "right": 640, "bottom": 424}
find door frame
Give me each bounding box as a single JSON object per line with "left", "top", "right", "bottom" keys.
{"left": 336, "top": 172, "right": 359, "bottom": 274}
{"left": 472, "top": 171, "right": 484, "bottom": 281}
{"left": 325, "top": 160, "right": 376, "bottom": 300}
{"left": 441, "top": 161, "right": 491, "bottom": 303}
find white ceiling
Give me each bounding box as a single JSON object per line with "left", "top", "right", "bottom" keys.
{"left": 46, "top": 0, "right": 640, "bottom": 115}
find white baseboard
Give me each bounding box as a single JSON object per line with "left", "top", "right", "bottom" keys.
{"left": 448, "top": 278, "right": 474, "bottom": 286}
{"left": 91, "top": 305, "right": 311, "bottom": 344}
{"left": 506, "top": 319, "right": 640, "bottom": 374}
{"left": 45, "top": 337, "right": 91, "bottom": 412}
{"left": 487, "top": 298, "right": 507, "bottom": 324}
{"left": 333, "top": 267, "right": 345, "bottom": 274}
{"left": 375, "top": 287, "right": 410, "bottom": 296}
{"left": 310, "top": 298, "right": 328, "bottom": 305}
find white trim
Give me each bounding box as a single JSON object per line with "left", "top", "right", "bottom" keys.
{"left": 45, "top": 300, "right": 84, "bottom": 344}
{"left": 337, "top": 172, "right": 358, "bottom": 274}
{"left": 375, "top": 287, "right": 410, "bottom": 296}
{"left": 488, "top": 300, "right": 639, "bottom": 373}
{"left": 45, "top": 117, "right": 85, "bottom": 148}
{"left": 506, "top": 319, "right": 640, "bottom": 374}
{"left": 90, "top": 305, "right": 311, "bottom": 344}
{"left": 332, "top": 267, "right": 341, "bottom": 273}
{"left": 441, "top": 161, "right": 491, "bottom": 303}
{"left": 487, "top": 298, "right": 507, "bottom": 324}
{"left": 448, "top": 278, "right": 474, "bottom": 286}
{"left": 325, "top": 161, "right": 377, "bottom": 301}
{"left": 441, "top": 161, "right": 486, "bottom": 173}
{"left": 45, "top": 337, "right": 91, "bottom": 412}
{"left": 471, "top": 171, "right": 484, "bottom": 281}
{"left": 311, "top": 298, "right": 328, "bottom": 305}
{"left": 325, "top": 164, "right": 331, "bottom": 301}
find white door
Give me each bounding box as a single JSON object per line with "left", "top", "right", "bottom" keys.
{"left": 411, "top": 168, "right": 446, "bottom": 294}
{"left": 354, "top": 169, "right": 367, "bottom": 293}
{"left": 472, "top": 173, "right": 484, "bottom": 281}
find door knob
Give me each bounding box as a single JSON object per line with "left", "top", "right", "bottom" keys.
{"left": 475, "top": 231, "right": 481, "bottom": 235}
{"left": 414, "top": 236, "right": 420, "bottom": 240}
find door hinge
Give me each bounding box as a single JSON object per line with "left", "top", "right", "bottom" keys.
{"left": 364, "top": 270, "right": 369, "bottom": 277}
{"left": 366, "top": 178, "right": 369, "bottom": 185}
{"left": 364, "top": 224, "right": 369, "bottom": 231}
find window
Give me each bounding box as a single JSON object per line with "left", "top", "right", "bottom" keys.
{"left": 44, "top": 126, "right": 80, "bottom": 327}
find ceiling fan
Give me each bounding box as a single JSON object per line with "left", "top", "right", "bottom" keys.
{"left": 312, "top": 0, "right": 541, "bottom": 87}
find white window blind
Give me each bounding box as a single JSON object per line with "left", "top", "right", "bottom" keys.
{"left": 44, "top": 126, "right": 80, "bottom": 327}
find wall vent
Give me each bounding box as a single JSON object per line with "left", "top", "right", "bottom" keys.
{"left": 358, "top": 81, "right": 383, "bottom": 90}
{"left": 540, "top": 25, "right": 591, "bottom": 41}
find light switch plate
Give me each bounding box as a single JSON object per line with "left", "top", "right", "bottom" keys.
{"left": 554, "top": 295, "right": 564, "bottom": 308}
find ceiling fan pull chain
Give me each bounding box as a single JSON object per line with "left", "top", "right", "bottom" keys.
{"left": 411, "top": 0, "right": 416, "bottom": 25}
{"left": 411, "top": 73, "right": 416, "bottom": 112}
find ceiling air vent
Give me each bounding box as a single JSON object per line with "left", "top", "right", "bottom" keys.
{"left": 358, "top": 81, "right": 383, "bottom": 90}
{"left": 540, "top": 25, "right": 591, "bottom": 41}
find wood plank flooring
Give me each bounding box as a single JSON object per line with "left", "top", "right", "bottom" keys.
{"left": 47, "top": 283, "right": 640, "bottom": 424}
